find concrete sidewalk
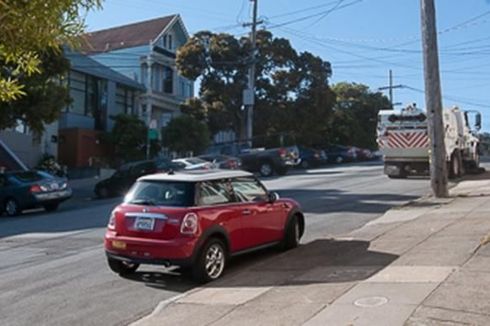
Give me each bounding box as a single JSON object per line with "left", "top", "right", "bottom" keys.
{"left": 131, "top": 176, "right": 490, "bottom": 326}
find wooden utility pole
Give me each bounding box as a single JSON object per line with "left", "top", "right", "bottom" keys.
{"left": 244, "top": 0, "right": 259, "bottom": 145}
{"left": 420, "top": 0, "right": 448, "bottom": 197}
{"left": 379, "top": 69, "right": 403, "bottom": 109}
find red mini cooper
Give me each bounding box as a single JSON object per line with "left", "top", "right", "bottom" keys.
{"left": 104, "top": 169, "right": 304, "bottom": 283}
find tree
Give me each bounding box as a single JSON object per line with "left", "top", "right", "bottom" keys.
{"left": 0, "top": 0, "right": 102, "bottom": 102}
{"left": 176, "top": 30, "right": 335, "bottom": 146}
{"left": 330, "top": 82, "right": 391, "bottom": 149}
{"left": 0, "top": 48, "right": 71, "bottom": 135}
{"left": 110, "top": 114, "right": 148, "bottom": 162}
{"left": 162, "top": 115, "right": 210, "bottom": 155}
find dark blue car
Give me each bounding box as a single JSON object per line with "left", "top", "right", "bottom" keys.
{"left": 297, "top": 147, "right": 327, "bottom": 169}
{"left": 0, "top": 171, "right": 72, "bottom": 216}
{"left": 324, "top": 145, "right": 357, "bottom": 164}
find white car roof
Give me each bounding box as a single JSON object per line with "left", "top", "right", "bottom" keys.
{"left": 138, "top": 169, "right": 254, "bottom": 182}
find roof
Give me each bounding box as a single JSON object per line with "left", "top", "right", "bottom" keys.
{"left": 139, "top": 169, "right": 253, "bottom": 182}
{"left": 65, "top": 50, "right": 145, "bottom": 90}
{"left": 82, "top": 15, "right": 177, "bottom": 54}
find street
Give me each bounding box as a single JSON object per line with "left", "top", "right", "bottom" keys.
{"left": 0, "top": 162, "right": 431, "bottom": 326}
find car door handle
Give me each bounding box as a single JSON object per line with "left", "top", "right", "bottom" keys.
{"left": 242, "top": 209, "right": 252, "bottom": 215}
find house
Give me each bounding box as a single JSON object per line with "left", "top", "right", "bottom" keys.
{"left": 82, "top": 14, "right": 194, "bottom": 135}
{"left": 58, "top": 50, "right": 145, "bottom": 168}
{"left": 0, "top": 50, "right": 145, "bottom": 171}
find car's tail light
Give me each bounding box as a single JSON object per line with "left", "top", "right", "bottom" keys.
{"left": 278, "top": 148, "right": 287, "bottom": 158}
{"left": 30, "top": 184, "right": 42, "bottom": 193}
{"left": 181, "top": 212, "right": 199, "bottom": 235}
{"left": 108, "top": 211, "right": 116, "bottom": 230}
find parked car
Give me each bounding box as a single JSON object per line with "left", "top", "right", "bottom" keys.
{"left": 297, "top": 146, "right": 327, "bottom": 169}
{"left": 172, "top": 157, "right": 215, "bottom": 170}
{"left": 239, "top": 146, "right": 300, "bottom": 177}
{"left": 324, "top": 145, "right": 357, "bottom": 163}
{"left": 0, "top": 170, "right": 72, "bottom": 216}
{"left": 104, "top": 169, "right": 305, "bottom": 283}
{"left": 95, "top": 159, "right": 183, "bottom": 198}
{"left": 206, "top": 142, "right": 300, "bottom": 177}
{"left": 353, "top": 147, "right": 374, "bottom": 161}
{"left": 199, "top": 154, "right": 242, "bottom": 170}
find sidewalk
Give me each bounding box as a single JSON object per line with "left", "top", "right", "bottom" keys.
{"left": 131, "top": 175, "right": 490, "bottom": 326}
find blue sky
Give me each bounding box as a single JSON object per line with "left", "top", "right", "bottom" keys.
{"left": 86, "top": 0, "right": 490, "bottom": 131}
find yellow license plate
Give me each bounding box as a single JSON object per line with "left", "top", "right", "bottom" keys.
{"left": 112, "top": 240, "right": 126, "bottom": 249}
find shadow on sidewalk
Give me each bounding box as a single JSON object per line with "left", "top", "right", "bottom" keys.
{"left": 275, "top": 188, "right": 419, "bottom": 214}
{"left": 120, "top": 239, "right": 398, "bottom": 290}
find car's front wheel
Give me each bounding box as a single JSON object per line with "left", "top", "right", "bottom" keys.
{"left": 193, "top": 238, "right": 227, "bottom": 283}
{"left": 282, "top": 215, "right": 301, "bottom": 250}
{"left": 4, "top": 198, "right": 20, "bottom": 216}
{"left": 107, "top": 258, "right": 139, "bottom": 275}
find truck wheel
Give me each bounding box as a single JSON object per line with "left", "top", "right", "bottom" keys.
{"left": 259, "top": 162, "right": 273, "bottom": 177}
{"left": 449, "top": 152, "right": 461, "bottom": 179}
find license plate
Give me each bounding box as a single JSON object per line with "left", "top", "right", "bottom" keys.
{"left": 134, "top": 217, "right": 155, "bottom": 231}
{"left": 112, "top": 240, "right": 126, "bottom": 249}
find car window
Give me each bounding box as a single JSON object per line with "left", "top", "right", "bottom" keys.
{"left": 125, "top": 181, "right": 194, "bottom": 207}
{"left": 11, "top": 171, "right": 44, "bottom": 182}
{"left": 231, "top": 177, "right": 268, "bottom": 202}
{"left": 131, "top": 162, "right": 155, "bottom": 175}
{"left": 0, "top": 175, "right": 7, "bottom": 187}
{"left": 187, "top": 158, "right": 206, "bottom": 165}
{"left": 198, "top": 180, "right": 234, "bottom": 206}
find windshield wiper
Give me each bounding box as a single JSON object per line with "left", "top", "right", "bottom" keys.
{"left": 128, "top": 199, "right": 156, "bottom": 206}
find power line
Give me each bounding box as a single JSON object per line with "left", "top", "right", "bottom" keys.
{"left": 266, "top": 0, "right": 363, "bottom": 30}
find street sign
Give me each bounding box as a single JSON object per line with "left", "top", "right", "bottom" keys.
{"left": 243, "top": 89, "right": 254, "bottom": 106}
{"left": 148, "top": 129, "right": 158, "bottom": 140}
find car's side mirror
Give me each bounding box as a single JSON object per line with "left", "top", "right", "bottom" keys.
{"left": 268, "top": 192, "right": 279, "bottom": 203}
{"left": 475, "top": 113, "right": 482, "bottom": 131}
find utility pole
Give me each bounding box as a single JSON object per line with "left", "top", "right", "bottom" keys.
{"left": 420, "top": 0, "right": 448, "bottom": 197}
{"left": 243, "top": 0, "right": 259, "bottom": 145}
{"left": 378, "top": 69, "right": 403, "bottom": 109}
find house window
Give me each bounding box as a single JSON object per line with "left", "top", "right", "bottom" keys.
{"left": 168, "top": 35, "right": 173, "bottom": 50}
{"left": 141, "top": 63, "right": 148, "bottom": 88}
{"left": 163, "top": 66, "right": 173, "bottom": 94}
{"left": 116, "top": 86, "right": 136, "bottom": 115}
{"left": 69, "top": 71, "right": 86, "bottom": 115}
{"left": 86, "top": 76, "right": 107, "bottom": 130}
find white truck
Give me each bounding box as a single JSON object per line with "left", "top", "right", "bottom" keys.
{"left": 377, "top": 104, "right": 481, "bottom": 178}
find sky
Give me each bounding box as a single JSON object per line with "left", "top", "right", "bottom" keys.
{"left": 86, "top": 0, "right": 490, "bottom": 131}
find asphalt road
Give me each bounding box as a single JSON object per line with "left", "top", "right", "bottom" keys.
{"left": 0, "top": 161, "right": 432, "bottom": 326}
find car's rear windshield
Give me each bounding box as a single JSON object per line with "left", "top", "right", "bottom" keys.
{"left": 186, "top": 158, "right": 206, "bottom": 165}
{"left": 124, "top": 181, "right": 195, "bottom": 207}
{"left": 11, "top": 171, "right": 44, "bottom": 182}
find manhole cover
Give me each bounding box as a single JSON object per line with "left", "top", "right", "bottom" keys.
{"left": 354, "top": 296, "right": 389, "bottom": 308}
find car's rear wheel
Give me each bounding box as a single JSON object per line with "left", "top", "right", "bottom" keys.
{"left": 44, "top": 203, "right": 59, "bottom": 212}
{"left": 193, "top": 238, "right": 226, "bottom": 283}
{"left": 336, "top": 156, "right": 343, "bottom": 164}
{"left": 259, "top": 162, "right": 273, "bottom": 177}
{"left": 107, "top": 258, "right": 139, "bottom": 275}
{"left": 301, "top": 160, "right": 309, "bottom": 169}
{"left": 4, "top": 198, "right": 20, "bottom": 217}
{"left": 282, "top": 215, "right": 301, "bottom": 250}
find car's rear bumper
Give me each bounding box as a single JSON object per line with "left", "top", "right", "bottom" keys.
{"left": 34, "top": 189, "right": 72, "bottom": 202}
{"left": 104, "top": 231, "right": 198, "bottom": 267}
